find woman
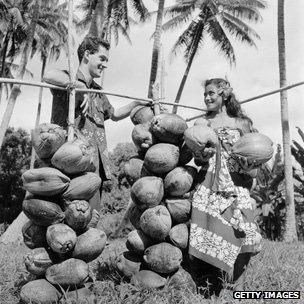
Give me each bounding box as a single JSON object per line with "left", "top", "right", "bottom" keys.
{"left": 188, "top": 78, "right": 262, "bottom": 295}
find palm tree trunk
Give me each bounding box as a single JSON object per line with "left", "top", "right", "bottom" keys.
{"left": 172, "top": 49, "right": 196, "bottom": 114}
{"left": 89, "top": 0, "right": 108, "bottom": 38}
{"left": 0, "top": 32, "right": 10, "bottom": 106}
{"left": 278, "top": 0, "right": 297, "bottom": 242}
{"left": 30, "top": 55, "right": 47, "bottom": 169}
{"left": 0, "top": 1, "right": 40, "bottom": 148}
{"left": 148, "top": 0, "right": 165, "bottom": 102}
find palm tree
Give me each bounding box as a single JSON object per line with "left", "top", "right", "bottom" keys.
{"left": 29, "top": 0, "right": 69, "bottom": 168}
{"left": 161, "top": 0, "right": 266, "bottom": 114}
{"left": 77, "top": 0, "right": 149, "bottom": 86}
{"left": 0, "top": 0, "right": 70, "bottom": 148}
{"left": 77, "top": 0, "right": 149, "bottom": 43}
{"left": 277, "top": 0, "right": 297, "bottom": 242}
{"left": 148, "top": 0, "right": 165, "bottom": 104}
{"left": 0, "top": 0, "right": 29, "bottom": 104}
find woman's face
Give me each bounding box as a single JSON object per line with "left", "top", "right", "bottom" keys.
{"left": 204, "top": 84, "right": 223, "bottom": 112}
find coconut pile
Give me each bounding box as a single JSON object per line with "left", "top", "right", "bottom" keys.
{"left": 115, "top": 106, "right": 200, "bottom": 290}
{"left": 117, "top": 106, "right": 274, "bottom": 290}
{"left": 20, "top": 123, "right": 107, "bottom": 304}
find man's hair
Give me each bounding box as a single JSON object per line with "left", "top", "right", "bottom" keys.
{"left": 77, "top": 36, "right": 110, "bottom": 62}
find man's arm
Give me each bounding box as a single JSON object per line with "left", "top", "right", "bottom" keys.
{"left": 111, "top": 100, "right": 152, "bottom": 122}
{"left": 43, "top": 69, "right": 84, "bottom": 89}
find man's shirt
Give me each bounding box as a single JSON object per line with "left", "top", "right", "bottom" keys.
{"left": 50, "top": 70, "right": 114, "bottom": 180}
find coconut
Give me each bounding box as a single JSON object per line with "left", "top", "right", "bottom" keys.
{"left": 144, "top": 143, "right": 179, "bottom": 175}
{"left": 22, "top": 198, "right": 65, "bottom": 227}
{"left": 116, "top": 251, "right": 142, "bottom": 278}
{"left": 169, "top": 223, "right": 189, "bottom": 250}
{"left": 150, "top": 113, "right": 188, "bottom": 145}
{"left": 24, "top": 247, "right": 53, "bottom": 277}
{"left": 164, "top": 166, "right": 197, "bottom": 196}
{"left": 22, "top": 221, "right": 47, "bottom": 249}
{"left": 46, "top": 223, "right": 77, "bottom": 254}
{"left": 31, "top": 123, "right": 66, "bottom": 159}
{"left": 131, "top": 176, "right": 164, "bottom": 210}
{"left": 231, "top": 133, "right": 274, "bottom": 165}
{"left": 22, "top": 167, "right": 70, "bottom": 196}
{"left": 131, "top": 270, "right": 167, "bottom": 289}
{"left": 62, "top": 172, "right": 101, "bottom": 201}
{"left": 64, "top": 200, "right": 92, "bottom": 232}
{"left": 130, "top": 105, "right": 155, "bottom": 125}
{"left": 126, "top": 229, "right": 154, "bottom": 255}
{"left": 132, "top": 123, "right": 155, "bottom": 152}
{"left": 143, "top": 242, "right": 182, "bottom": 274}
{"left": 167, "top": 267, "right": 196, "bottom": 292}
{"left": 139, "top": 205, "right": 172, "bottom": 241}
{"left": 124, "top": 157, "right": 151, "bottom": 186}
{"left": 184, "top": 125, "right": 218, "bottom": 155}
{"left": 20, "top": 279, "right": 61, "bottom": 304}
{"left": 165, "top": 198, "right": 191, "bottom": 223}
{"left": 51, "top": 138, "right": 96, "bottom": 175}
{"left": 72, "top": 228, "right": 107, "bottom": 262}
{"left": 45, "top": 258, "right": 89, "bottom": 286}
{"left": 129, "top": 205, "right": 144, "bottom": 230}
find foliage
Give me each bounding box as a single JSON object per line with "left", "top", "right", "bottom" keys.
{"left": 1, "top": 239, "right": 304, "bottom": 303}
{"left": 291, "top": 126, "right": 304, "bottom": 239}
{"left": 0, "top": 128, "right": 31, "bottom": 225}
{"left": 76, "top": 0, "right": 150, "bottom": 45}
{"left": 163, "top": 0, "right": 267, "bottom": 64}
{"left": 0, "top": 0, "right": 71, "bottom": 101}
{"left": 101, "top": 142, "right": 138, "bottom": 214}
{"left": 251, "top": 144, "right": 286, "bottom": 241}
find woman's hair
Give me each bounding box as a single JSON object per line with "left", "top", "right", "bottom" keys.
{"left": 203, "top": 78, "right": 253, "bottom": 131}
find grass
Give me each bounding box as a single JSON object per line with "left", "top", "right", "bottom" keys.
{"left": 1, "top": 214, "right": 304, "bottom": 304}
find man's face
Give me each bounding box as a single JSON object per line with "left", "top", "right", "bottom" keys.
{"left": 86, "top": 45, "right": 109, "bottom": 78}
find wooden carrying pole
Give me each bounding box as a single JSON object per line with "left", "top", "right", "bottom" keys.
{"left": 67, "top": 0, "right": 76, "bottom": 141}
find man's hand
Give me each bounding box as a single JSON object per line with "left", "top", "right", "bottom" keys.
{"left": 134, "top": 99, "right": 154, "bottom": 107}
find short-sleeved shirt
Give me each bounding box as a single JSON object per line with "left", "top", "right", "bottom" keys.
{"left": 50, "top": 70, "right": 114, "bottom": 180}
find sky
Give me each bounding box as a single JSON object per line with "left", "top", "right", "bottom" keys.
{"left": 1, "top": 0, "right": 304, "bottom": 152}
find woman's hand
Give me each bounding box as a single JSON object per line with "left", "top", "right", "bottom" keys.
{"left": 237, "top": 155, "right": 257, "bottom": 171}
{"left": 201, "top": 147, "right": 216, "bottom": 161}
{"left": 193, "top": 147, "right": 216, "bottom": 165}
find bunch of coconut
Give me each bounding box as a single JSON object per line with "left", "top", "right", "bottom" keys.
{"left": 19, "top": 123, "right": 107, "bottom": 304}
{"left": 116, "top": 106, "right": 197, "bottom": 291}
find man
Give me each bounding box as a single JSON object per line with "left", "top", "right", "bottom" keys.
{"left": 44, "top": 36, "right": 151, "bottom": 212}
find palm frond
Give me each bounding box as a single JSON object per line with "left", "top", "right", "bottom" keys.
{"left": 184, "top": 20, "right": 205, "bottom": 62}
{"left": 162, "top": 11, "right": 194, "bottom": 32}
{"left": 221, "top": 5, "right": 263, "bottom": 23}
{"left": 130, "top": 0, "right": 150, "bottom": 22}
{"left": 113, "top": 22, "right": 132, "bottom": 45}
{"left": 164, "top": 2, "right": 196, "bottom": 17}
{"left": 218, "top": 0, "right": 267, "bottom": 10}
{"left": 221, "top": 12, "right": 259, "bottom": 46}
{"left": 205, "top": 16, "right": 236, "bottom": 64}
{"left": 170, "top": 20, "right": 198, "bottom": 62}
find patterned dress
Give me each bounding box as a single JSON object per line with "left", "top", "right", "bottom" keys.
{"left": 189, "top": 127, "right": 262, "bottom": 275}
